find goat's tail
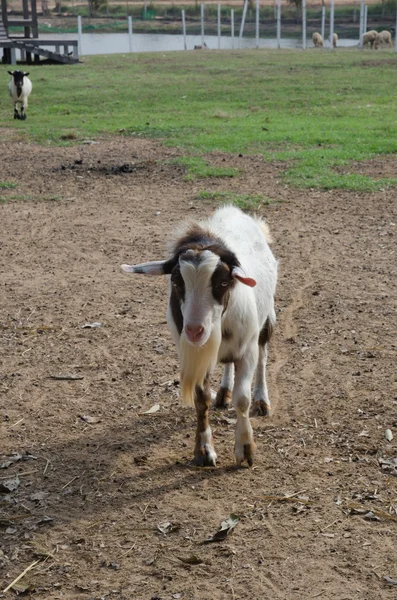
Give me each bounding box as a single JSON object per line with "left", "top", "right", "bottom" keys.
{"left": 256, "top": 217, "right": 273, "bottom": 245}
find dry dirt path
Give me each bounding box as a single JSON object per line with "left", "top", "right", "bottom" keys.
{"left": 1, "top": 137, "right": 396, "bottom": 600}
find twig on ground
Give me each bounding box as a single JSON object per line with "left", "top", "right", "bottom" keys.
{"left": 2, "top": 560, "right": 40, "bottom": 593}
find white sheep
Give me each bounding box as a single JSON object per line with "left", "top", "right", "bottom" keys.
{"left": 8, "top": 70, "right": 32, "bottom": 120}
{"left": 331, "top": 32, "right": 338, "bottom": 48}
{"left": 121, "top": 206, "right": 278, "bottom": 468}
{"left": 375, "top": 30, "right": 392, "bottom": 48}
{"left": 362, "top": 30, "right": 379, "bottom": 49}
{"left": 312, "top": 32, "right": 324, "bottom": 48}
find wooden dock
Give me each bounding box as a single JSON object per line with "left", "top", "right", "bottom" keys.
{"left": 1, "top": 0, "right": 79, "bottom": 65}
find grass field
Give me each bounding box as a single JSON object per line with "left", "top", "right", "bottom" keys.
{"left": 2, "top": 48, "right": 397, "bottom": 190}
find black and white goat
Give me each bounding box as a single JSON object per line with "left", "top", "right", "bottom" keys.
{"left": 8, "top": 70, "right": 32, "bottom": 120}
{"left": 122, "top": 206, "right": 278, "bottom": 467}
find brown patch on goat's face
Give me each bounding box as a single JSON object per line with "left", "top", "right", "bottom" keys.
{"left": 171, "top": 224, "right": 240, "bottom": 272}
{"left": 169, "top": 266, "right": 185, "bottom": 335}
{"left": 214, "top": 386, "right": 232, "bottom": 409}
{"left": 211, "top": 262, "right": 235, "bottom": 306}
{"left": 258, "top": 316, "right": 274, "bottom": 347}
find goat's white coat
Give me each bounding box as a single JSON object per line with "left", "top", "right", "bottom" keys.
{"left": 8, "top": 74, "right": 32, "bottom": 115}
{"left": 122, "top": 205, "right": 278, "bottom": 466}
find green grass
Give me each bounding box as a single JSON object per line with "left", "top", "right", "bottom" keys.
{"left": 0, "top": 181, "right": 17, "bottom": 189}
{"left": 168, "top": 157, "right": 238, "bottom": 180}
{"left": 198, "top": 190, "right": 276, "bottom": 209}
{"left": 2, "top": 50, "right": 397, "bottom": 190}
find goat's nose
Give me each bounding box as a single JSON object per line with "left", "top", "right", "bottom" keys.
{"left": 185, "top": 324, "right": 204, "bottom": 343}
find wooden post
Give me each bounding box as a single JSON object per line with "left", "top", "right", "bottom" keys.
{"left": 276, "top": 0, "right": 281, "bottom": 48}
{"left": 217, "top": 3, "right": 221, "bottom": 49}
{"left": 128, "top": 15, "right": 133, "bottom": 52}
{"left": 239, "top": 0, "right": 248, "bottom": 47}
{"left": 201, "top": 3, "right": 204, "bottom": 47}
{"left": 231, "top": 8, "right": 234, "bottom": 49}
{"left": 182, "top": 9, "right": 187, "bottom": 50}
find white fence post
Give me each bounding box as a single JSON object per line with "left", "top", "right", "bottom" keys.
{"left": 217, "top": 3, "right": 221, "bottom": 49}
{"left": 364, "top": 4, "right": 368, "bottom": 35}
{"left": 239, "top": 0, "right": 248, "bottom": 47}
{"left": 128, "top": 16, "right": 133, "bottom": 52}
{"left": 231, "top": 9, "right": 235, "bottom": 49}
{"left": 182, "top": 9, "right": 187, "bottom": 50}
{"left": 276, "top": 0, "right": 281, "bottom": 48}
{"left": 359, "top": 0, "right": 364, "bottom": 47}
{"left": 329, "top": 0, "right": 334, "bottom": 49}
{"left": 77, "top": 15, "right": 83, "bottom": 56}
{"left": 201, "top": 3, "right": 205, "bottom": 47}
{"left": 302, "top": 0, "right": 306, "bottom": 49}
{"left": 321, "top": 6, "right": 325, "bottom": 40}
{"left": 256, "top": 0, "right": 260, "bottom": 48}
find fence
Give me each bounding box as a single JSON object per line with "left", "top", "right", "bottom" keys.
{"left": 73, "top": 3, "right": 397, "bottom": 55}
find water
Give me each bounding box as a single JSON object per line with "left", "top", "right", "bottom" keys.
{"left": 39, "top": 32, "right": 359, "bottom": 56}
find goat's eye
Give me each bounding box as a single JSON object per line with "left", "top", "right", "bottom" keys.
{"left": 221, "top": 281, "right": 229, "bottom": 287}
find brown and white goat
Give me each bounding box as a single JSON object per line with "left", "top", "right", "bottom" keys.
{"left": 122, "top": 206, "right": 278, "bottom": 467}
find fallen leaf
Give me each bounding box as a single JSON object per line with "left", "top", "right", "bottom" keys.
{"left": 82, "top": 322, "right": 102, "bottom": 328}
{"left": 11, "top": 582, "right": 36, "bottom": 594}
{"left": 203, "top": 514, "right": 239, "bottom": 544}
{"left": 157, "top": 521, "right": 180, "bottom": 535}
{"left": 141, "top": 404, "right": 160, "bottom": 415}
{"left": 79, "top": 415, "right": 98, "bottom": 424}
{"left": 0, "top": 453, "right": 37, "bottom": 469}
{"left": 385, "top": 429, "right": 393, "bottom": 442}
{"left": 0, "top": 475, "right": 20, "bottom": 494}
{"left": 379, "top": 457, "right": 397, "bottom": 476}
{"left": 384, "top": 576, "right": 397, "bottom": 585}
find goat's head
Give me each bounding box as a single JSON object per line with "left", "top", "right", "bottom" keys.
{"left": 122, "top": 247, "right": 256, "bottom": 347}
{"left": 8, "top": 70, "right": 29, "bottom": 96}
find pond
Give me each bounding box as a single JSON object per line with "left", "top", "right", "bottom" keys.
{"left": 39, "top": 32, "right": 359, "bottom": 56}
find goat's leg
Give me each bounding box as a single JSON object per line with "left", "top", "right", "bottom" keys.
{"left": 215, "top": 362, "right": 234, "bottom": 408}
{"left": 13, "top": 105, "right": 20, "bottom": 120}
{"left": 20, "top": 105, "right": 26, "bottom": 120}
{"left": 194, "top": 379, "right": 217, "bottom": 467}
{"left": 233, "top": 342, "right": 258, "bottom": 467}
{"left": 253, "top": 311, "right": 275, "bottom": 416}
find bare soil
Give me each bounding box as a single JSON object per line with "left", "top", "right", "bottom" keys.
{"left": 0, "top": 136, "right": 396, "bottom": 600}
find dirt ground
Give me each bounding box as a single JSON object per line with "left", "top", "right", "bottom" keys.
{"left": 0, "top": 135, "right": 396, "bottom": 600}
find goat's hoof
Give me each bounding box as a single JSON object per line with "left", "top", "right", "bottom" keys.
{"left": 251, "top": 399, "right": 270, "bottom": 417}
{"left": 21, "top": 114, "right": 26, "bottom": 121}
{"left": 14, "top": 113, "right": 20, "bottom": 120}
{"left": 235, "top": 441, "right": 256, "bottom": 467}
{"left": 194, "top": 444, "right": 217, "bottom": 467}
{"left": 214, "top": 387, "right": 232, "bottom": 409}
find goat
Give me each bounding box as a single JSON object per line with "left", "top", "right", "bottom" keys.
{"left": 8, "top": 70, "right": 32, "bottom": 120}
{"left": 121, "top": 206, "right": 278, "bottom": 467}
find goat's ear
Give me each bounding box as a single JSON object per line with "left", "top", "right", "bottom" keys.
{"left": 24, "top": 72, "right": 30, "bottom": 77}
{"left": 231, "top": 265, "right": 257, "bottom": 287}
{"left": 121, "top": 260, "right": 167, "bottom": 276}
{"left": 8, "top": 71, "right": 13, "bottom": 76}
